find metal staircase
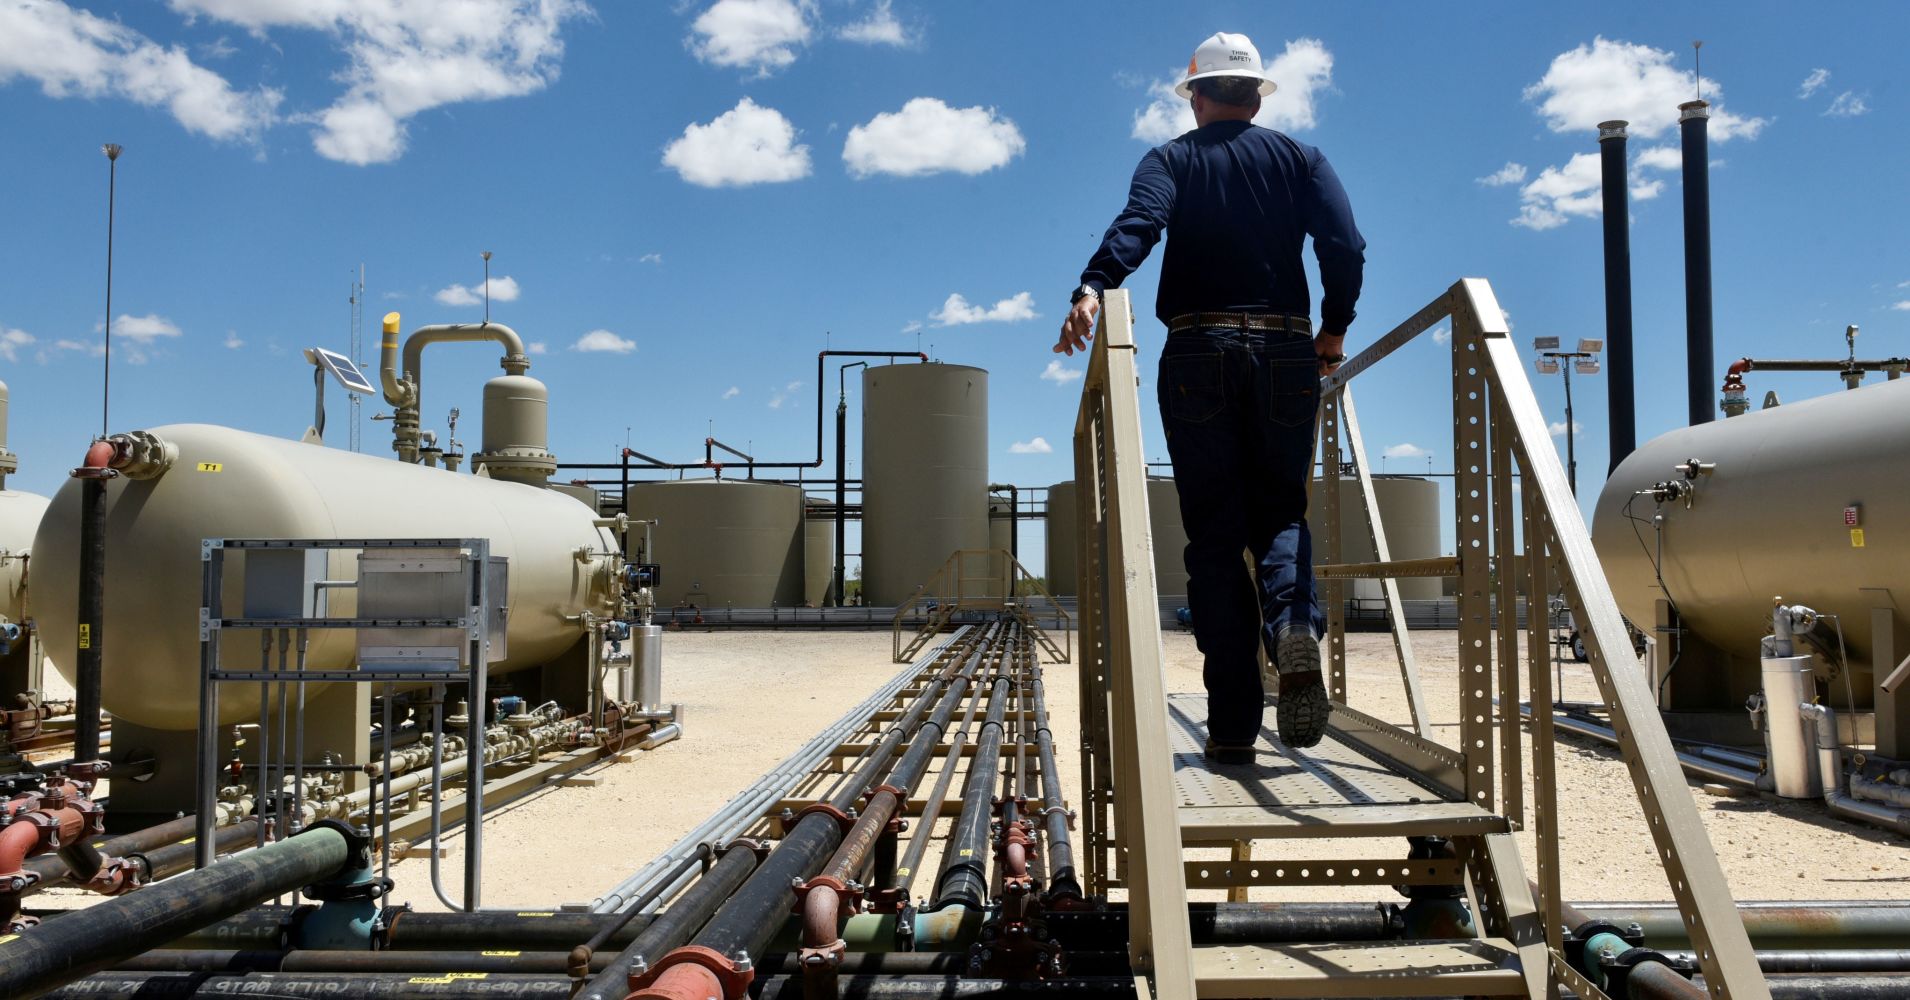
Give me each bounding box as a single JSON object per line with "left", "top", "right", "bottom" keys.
{"left": 891, "top": 548, "right": 1071, "bottom": 664}
{"left": 1071, "top": 284, "right": 1770, "bottom": 1000}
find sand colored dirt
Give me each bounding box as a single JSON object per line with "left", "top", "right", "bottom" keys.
{"left": 32, "top": 626, "right": 1907, "bottom": 915}
{"left": 378, "top": 627, "right": 1905, "bottom": 912}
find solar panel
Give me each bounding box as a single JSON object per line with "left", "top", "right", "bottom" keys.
{"left": 314, "top": 347, "right": 376, "bottom": 396}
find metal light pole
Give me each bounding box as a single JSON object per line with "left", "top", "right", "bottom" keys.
{"left": 1534, "top": 337, "right": 1603, "bottom": 495}
{"left": 101, "top": 143, "right": 121, "bottom": 436}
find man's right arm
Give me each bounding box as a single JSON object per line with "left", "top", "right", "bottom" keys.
{"left": 1057, "top": 149, "right": 1175, "bottom": 355}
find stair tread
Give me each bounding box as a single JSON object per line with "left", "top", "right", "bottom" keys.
{"left": 1193, "top": 938, "right": 1527, "bottom": 998}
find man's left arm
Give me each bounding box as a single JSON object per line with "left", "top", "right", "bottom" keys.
{"left": 1299, "top": 149, "right": 1366, "bottom": 372}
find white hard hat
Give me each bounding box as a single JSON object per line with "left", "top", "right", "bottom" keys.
{"left": 1174, "top": 32, "right": 1276, "bottom": 99}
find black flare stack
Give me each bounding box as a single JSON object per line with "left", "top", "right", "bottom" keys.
{"left": 1597, "top": 120, "right": 1637, "bottom": 472}
{"left": 1679, "top": 100, "right": 1716, "bottom": 426}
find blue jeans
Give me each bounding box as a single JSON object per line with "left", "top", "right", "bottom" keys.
{"left": 1157, "top": 327, "right": 1323, "bottom": 745}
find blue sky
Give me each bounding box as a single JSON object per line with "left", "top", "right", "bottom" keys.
{"left": 2, "top": 1, "right": 1906, "bottom": 577}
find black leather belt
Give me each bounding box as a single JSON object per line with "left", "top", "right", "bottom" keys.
{"left": 1167, "top": 312, "right": 1312, "bottom": 336}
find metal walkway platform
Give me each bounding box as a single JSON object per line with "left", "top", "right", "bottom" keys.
{"left": 1166, "top": 695, "right": 1507, "bottom": 843}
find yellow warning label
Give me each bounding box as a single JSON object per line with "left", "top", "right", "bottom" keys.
{"left": 196, "top": 462, "right": 223, "bottom": 472}
{"left": 516, "top": 911, "right": 554, "bottom": 917}
{"left": 1852, "top": 528, "right": 1867, "bottom": 548}
{"left": 180, "top": 837, "right": 195, "bottom": 845}
{"left": 958, "top": 848, "right": 974, "bottom": 856}
{"left": 448, "top": 973, "right": 489, "bottom": 980}
{"left": 0, "top": 933, "right": 18, "bottom": 945}
{"left": 78, "top": 624, "right": 91, "bottom": 650}
{"left": 481, "top": 951, "right": 521, "bottom": 957}
{"left": 409, "top": 976, "right": 454, "bottom": 984}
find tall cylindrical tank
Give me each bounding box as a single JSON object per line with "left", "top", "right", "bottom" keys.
{"left": 803, "top": 499, "right": 834, "bottom": 607}
{"left": 1044, "top": 478, "right": 1189, "bottom": 598}
{"left": 1592, "top": 378, "right": 1910, "bottom": 667}
{"left": 32, "top": 424, "right": 620, "bottom": 730}
{"left": 1325, "top": 476, "right": 1443, "bottom": 601}
{"left": 862, "top": 363, "right": 988, "bottom": 605}
{"left": 625, "top": 479, "right": 804, "bottom": 608}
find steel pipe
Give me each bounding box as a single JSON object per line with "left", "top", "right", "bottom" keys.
{"left": 0, "top": 824, "right": 352, "bottom": 998}
{"left": 576, "top": 842, "right": 760, "bottom": 1000}
{"left": 930, "top": 671, "right": 1009, "bottom": 911}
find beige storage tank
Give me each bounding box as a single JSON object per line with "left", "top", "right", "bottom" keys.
{"left": 1045, "top": 476, "right": 1438, "bottom": 601}
{"left": 1045, "top": 477, "right": 1189, "bottom": 598}
{"left": 862, "top": 363, "right": 988, "bottom": 605}
{"left": 804, "top": 499, "right": 834, "bottom": 607}
{"left": 31, "top": 424, "right": 620, "bottom": 731}
{"left": 625, "top": 478, "right": 804, "bottom": 608}
{"left": 1323, "top": 476, "right": 1443, "bottom": 601}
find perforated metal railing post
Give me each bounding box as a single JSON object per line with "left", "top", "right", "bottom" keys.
{"left": 1319, "top": 390, "right": 1347, "bottom": 702}
{"left": 1451, "top": 300, "right": 1496, "bottom": 813}
{"left": 1490, "top": 391, "right": 1524, "bottom": 829}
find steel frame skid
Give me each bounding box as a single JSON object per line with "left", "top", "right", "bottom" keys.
{"left": 1071, "top": 285, "right": 1769, "bottom": 999}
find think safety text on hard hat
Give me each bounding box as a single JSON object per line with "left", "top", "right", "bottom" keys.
{"left": 1174, "top": 32, "right": 1277, "bottom": 100}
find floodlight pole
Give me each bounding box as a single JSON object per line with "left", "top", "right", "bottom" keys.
{"left": 1561, "top": 363, "right": 1577, "bottom": 494}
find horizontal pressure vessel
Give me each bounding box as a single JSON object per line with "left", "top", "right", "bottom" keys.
{"left": 1591, "top": 379, "right": 1910, "bottom": 666}
{"left": 32, "top": 424, "right": 620, "bottom": 730}
{"left": 1, "top": 489, "right": 50, "bottom": 624}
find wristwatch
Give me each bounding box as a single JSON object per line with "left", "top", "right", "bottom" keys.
{"left": 1069, "top": 284, "right": 1100, "bottom": 306}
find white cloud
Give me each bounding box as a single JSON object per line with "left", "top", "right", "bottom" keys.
{"left": 1430, "top": 326, "right": 1451, "bottom": 346}
{"left": 1523, "top": 37, "right": 1765, "bottom": 142}
{"left": 721, "top": 386, "right": 740, "bottom": 399}
{"left": 1825, "top": 91, "right": 1869, "bottom": 118}
{"left": 115, "top": 313, "right": 182, "bottom": 340}
{"left": 1512, "top": 147, "right": 1675, "bottom": 230}
{"left": 1548, "top": 420, "right": 1585, "bottom": 437}
{"left": 527, "top": 341, "right": 548, "bottom": 355}
{"left": 171, "top": 0, "right": 589, "bottom": 165}
{"left": 0, "top": 326, "right": 34, "bottom": 363}
{"left": 931, "top": 291, "right": 1037, "bottom": 326}
{"left": 1009, "top": 437, "right": 1053, "bottom": 454}
{"left": 663, "top": 98, "right": 812, "bottom": 187}
{"left": 572, "top": 329, "right": 635, "bottom": 353}
{"left": 222, "top": 331, "right": 244, "bottom": 349}
{"left": 838, "top": 0, "right": 908, "bottom": 46}
{"left": 900, "top": 320, "right": 923, "bottom": 335}
{"left": 1040, "top": 359, "right": 1083, "bottom": 386}
{"left": 434, "top": 275, "right": 521, "bottom": 307}
{"left": 0, "top": 0, "right": 281, "bottom": 142}
{"left": 1382, "top": 443, "right": 1429, "bottom": 459}
{"left": 1131, "top": 37, "right": 1334, "bottom": 143}
{"left": 687, "top": 0, "right": 811, "bottom": 75}
{"left": 843, "top": 98, "right": 1025, "bottom": 178}
{"left": 1892, "top": 301, "right": 1910, "bottom": 312}
{"left": 767, "top": 379, "right": 801, "bottom": 409}
{"left": 1798, "top": 68, "right": 1830, "bottom": 99}
{"left": 1476, "top": 162, "right": 1527, "bottom": 187}
{"left": 638, "top": 253, "right": 663, "bottom": 264}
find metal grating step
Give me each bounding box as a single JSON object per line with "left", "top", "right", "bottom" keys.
{"left": 1168, "top": 694, "right": 1505, "bottom": 841}
{"left": 1193, "top": 938, "right": 1528, "bottom": 998}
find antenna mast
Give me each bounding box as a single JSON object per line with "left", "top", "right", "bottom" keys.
{"left": 349, "top": 263, "right": 365, "bottom": 452}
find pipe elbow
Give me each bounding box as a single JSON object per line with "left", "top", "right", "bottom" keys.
{"left": 379, "top": 312, "right": 410, "bottom": 407}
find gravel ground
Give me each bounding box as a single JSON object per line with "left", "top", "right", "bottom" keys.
{"left": 33, "top": 627, "right": 1909, "bottom": 914}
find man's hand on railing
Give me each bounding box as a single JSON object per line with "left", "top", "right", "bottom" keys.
{"left": 1314, "top": 330, "right": 1347, "bottom": 376}
{"left": 1055, "top": 296, "right": 1100, "bottom": 357}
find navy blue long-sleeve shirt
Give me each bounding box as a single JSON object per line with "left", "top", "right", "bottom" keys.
{"left": 1077, "top": 120, "right": 1366, "bottom": 334}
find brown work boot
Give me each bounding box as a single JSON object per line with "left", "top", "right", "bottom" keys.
{"left": 1275, "top": 628, "right": 1329, "bottom": 748}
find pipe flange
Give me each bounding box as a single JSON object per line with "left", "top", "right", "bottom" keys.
{"left": 303, "top": 874, "right": 394, "bottom": 903}
{"left": 1600, "top": 946, "right": 1695, "bottom": 996}
{"left": 793, "top": 802, "right": 858, "bottom": 836}
{"left": 1562, "top": 919, "right": 1644, "bottom": 973}
{"left": 627, "top": 944, "right": 754, "bottom": 1000}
